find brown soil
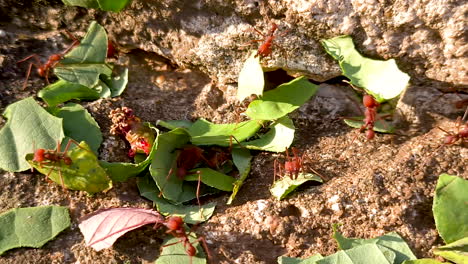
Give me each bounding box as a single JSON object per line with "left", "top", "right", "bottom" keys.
{"left": 0, "top": 6, "right": 467, "bottom": 264}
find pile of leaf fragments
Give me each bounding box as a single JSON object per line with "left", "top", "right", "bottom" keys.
{"left": 0, "top": 2, "right": 467, "bottom": 264}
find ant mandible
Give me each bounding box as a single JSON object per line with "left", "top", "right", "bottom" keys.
{"left": 158, "top": 216, "right": 211, "bottom": 263}
{"left": 17, "top": 31, "right": 79, "bottom": 90}
{"left": 32, "top": 139, "right": 81, "bottom": 188}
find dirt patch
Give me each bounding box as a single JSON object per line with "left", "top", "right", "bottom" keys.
{"left": 0, "top": 7, "right": 467, "bottom": 264}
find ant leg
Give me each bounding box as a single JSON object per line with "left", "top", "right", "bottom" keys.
{"left": 21, "top": 63, "right": 34, "bottom": 90}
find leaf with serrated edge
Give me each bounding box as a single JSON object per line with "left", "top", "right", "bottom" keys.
{"left": 237, "top": 51, "right": 264, "bottom": 101}
{"left": 321, "top": 35, "right": 409, "bottom": 102}
{"left": 78, "top": 208, "right": 164, "bottom": 251}
{"left": 0, "top": 97, "right": 64, "bottom": 172}
{"left": 0, "top": 206, "right": 70, "bottom": 255}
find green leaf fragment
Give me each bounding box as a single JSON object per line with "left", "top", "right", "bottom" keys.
{"left": 343, "top": 117, "right": 395, "bottom": 133}
{"left": 149, "top": 128, "right": 198, "bottom": 203}
{"left": 26, "top": 141, "right": 112, "bottom": 194}
{"left": 62, "top": 0, "right": 132, "bottom": 12}
{"left": 244, "top": 116, "right": 295, "bottom": 152}
{"left": 188, "top": 119, "right": 263, "bottom": 146}
{"left": 0, "top": 206, "right": 70, "bottom": 255}
{"left": 333, "top": 226, "right": 416, "bottom": 263}
{"left": 156, "top": 234, "right": 206, "bottom": 264}
{"left": 154, "top": 199, "right": 216, "bottom": 225}
{"left": 320, "top": 35, "right": 409, "bottom": 102}
{"left": 402, "top": 260, "right": 444, "bottom": 264}
{"left": 53, "top": 103, "right": 103, "bottom": 154}
{"left": 433, "top": 237, "right": 468, "bottom": 264}
{"left": 270, "top": 173, "right": 323, "bottom": 200}
{"left": 38, "top": 80, "right": 101, "bottom": 107}
{"left": 316, "top": 244, "right": 395, "bottom": 264}
{"left": 246, "top": 76, "right": 318, "bottom": 120}
{"left": 0, "top": 97, "right": 64, "bottom": 172}
{"left": 277, "top": 254, "right": 324, "bottom": 264}
{"left": 433, "top": 174, "right": 468, "bottom": 244}
{"left": 237, "top": 51, "right": 265, "bottom": 101}
{"left": 184, "top": 168, "right": 236, "bottom": 192}
{"left": 227, "top": 148, "right": 252, "bottom": 205}
{"left": 157, "top": 120, "right": 194, "bottom": 130}
{"left": 54, "top": 21, "right": 111, "bottom": 87}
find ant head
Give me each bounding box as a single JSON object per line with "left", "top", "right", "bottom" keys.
{"left": 444, "top": 134, "right": 456, "bottom": 145}
{"left": 165, "top": 216, "right": 184, "bottom": 231}
{"left": 63, "top": 157, "right": 72, "bottom": 165}
{"left": 363, "top": 94, "right": 378, "bottom": 108}
{"left": 33, "top": 149, "right": 46, "bottom": 162}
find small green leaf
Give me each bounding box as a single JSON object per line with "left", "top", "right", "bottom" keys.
{"left": 52, "top": 103, "right": 103, "bottom": 154}
{"left": 433, "top": 237, "right": 468, "bottom": 264}
{"left": 62, "top": 0, "right": 132, "bottom": 12}
{"left": 0, "top": 206, "right": 70, "bottom": 255}
{"left": 244, "top": 116, "right": 295, "bottom": 152}
{"left": 26, "top": 141, "right": 112, "bottom": 194}
{"left": 154, "top": 198, "right": 216, "bottom": 225}
{"left": 185, "top": 168, "right": 236, "bottom": 192}
{"left": 188, "top": 119, "right": 263, "bottom": 146}
{"left": 277, "top": 255, "right": 324, "bottom": 264}
{"left": 94, "top": 67, "right": 129, "bottom": 97}
{"left": 333, "top": 225, "right": 416, "bottom": 263}
{"left": 149, "top": 128, "right": 198, "bottom": 203}
{"left": 227, "top": 148, "right": 252, "bottom": 205}
{"left": 320, "top": 35, "right": 409, "bottom": 102}
{"left": 270, "top": 173, "right": 323, "bottom": 200}
{"left": 433, "top": 174, "right": 468, "bottom": 244}
{"left": 0, "top": 97, "right": 64, "bottom": 172}
{"left": 316, "top": 244, "right": 395, "bottom": 264}
{"left": 156, "top": 234, "right": 206, "bottom": 264}
{"left": 343, "top": 117, "right": 395, "bottom": 133}
{"left": 54, "top": 21, "right": 111, "bottom": 87}
{"left": 38, "top": 80, "right": 101, "bottom": 107}
{"left": 246, "top": 76, "right": 318, "bottom": 120}
{"left": 237, "top": 51, "right": 264, "bottom": 101}
{"left": 100, "top": 124, "right": 158, "bottom": 182}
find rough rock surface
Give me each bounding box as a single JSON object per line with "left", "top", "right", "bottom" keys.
{"left": 0, "top": 1, "right": 467, "bottom": 264}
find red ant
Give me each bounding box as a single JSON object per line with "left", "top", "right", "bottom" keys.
{"left": 158, "top": 216, "right": 211, "bottom": 263}
{"left": 17, "top": 31, "right": 79, "bottom": 90}
{"left": 248, "top": 22, "right": 289, "bottom": 59}
{"left": 32, "top": 139, "right": 81, "bottom": 188}
{"left": 274, "top": 147, "right": 324, "bottom": 182}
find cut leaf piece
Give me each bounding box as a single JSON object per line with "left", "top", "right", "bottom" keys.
{"left": 270, "top": 173, "right": 323, "bottom": 200}
{"left": 316, "top": 244, "right": 395, "bottom": 264}
{"left": 433, "top": 237, "right": 468, "bottom": 264}
{"left": 0, "top": 206, "right": 70, "bottom": 255}
{"left": 78, "top": 208, "right": 164, "bottom": 251}
{"left": 54, "top": 21, "right": 111, "bottom": 87}
{"left": 433, "top": 174, "right": 468, "bottom": 244}
{"left": 26, "top": 141, "right": 112, "bottom": 194}
{"left": 149, "top": 128, "right": 198, "bottom": 203}
{"left": 38, "top": 80, "right": 101, "bottom": 107}
{"left": 277, "top": 254, "right": 324, "bottom": 264}
{"left": 237, "top": 51, "right": 264, "bottom": 101}
{"left": 188, "top": 119, "right": 263, "bottom": 146}
{"left": 343, "top": 117, "right": 395, "bottom": 133}
{"left": 62, "top": 0, "right": 132, "bottom": 12}
{"left": 185, "top": 168, "right": 236, "bottom": 192}
{"left": 51, "top": 103, "right": 103, "bottom": 154}
{"left": 227, "top": 148, "right": 252, "bottom": 204}
{"left": 320, "top": 35, "right": 409, "bottom": 102}
{"left": 0, "top": 97, "right": 64, "bottom": 172}
{"left": 157, "top": 120, "right": 194, "bottom": 130}
{"left": 244, "top": 116, "right": 295, "bottom": 152}
{"left": 402, "top": 260, "right": 444, "bottom": 264}
{"left": 156, "top": 234, "right": 206, "bottom": 264}
{"left": 333, "top": 225, "right": 416, "bottom": 263}
{"left": 93, "top": 67, "right": 129, "bottom": 97}
{"left": 246, "top": 76, "right": 318, "bottom": 120}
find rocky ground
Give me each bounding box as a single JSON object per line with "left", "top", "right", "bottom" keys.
{"left": 0, "top": 1, "right": 467, "bottom": 264}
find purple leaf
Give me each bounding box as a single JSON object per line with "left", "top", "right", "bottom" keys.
{"left": 78, "top": 208, "right": 164, "bottom": 251}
